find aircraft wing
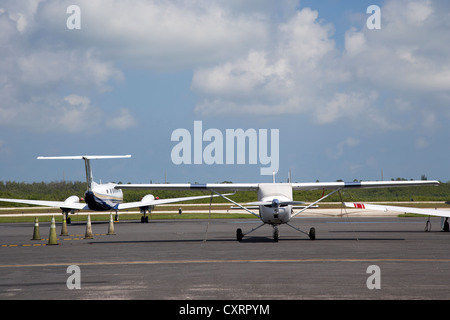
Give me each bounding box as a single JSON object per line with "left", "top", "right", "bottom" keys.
{"left": 344, "top": 202, "right": 450, "bottom": 218}
{"left": 0, "top": 198, "right": 89, "bottom": 210}
{"left": 116, "top": 183, "right": 259, "bottom": 191}
{"left": 291, "top": 180, "right": 440, "bottom": 190}
{"left": 117, "top": 193, "right": 231, "bottom": 210}
{"left": 116, "top": 180, "right": 439, "bottom": 191}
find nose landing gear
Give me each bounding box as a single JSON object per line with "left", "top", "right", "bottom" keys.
{"left": 236, "top": 224, "right": 316, "bottom": 242}
{"left": 273, "top": 226, "right": 279, "bottom": 242}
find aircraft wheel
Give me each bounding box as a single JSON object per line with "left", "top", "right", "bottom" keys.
{"left": 444, "top": 220, "right": 449, "bottom": 232}
{"left": 273, "top": 226, "right": 279, "bottom": 242}
{"left": 425, "top": 220, "right": 431, "bottom": 232}
{"left": 67, "top": 217, "right": 71, "bottom": 224}
{"left": 236, "top": 228, "right": 243, "bottom": 242}
{"left": 140, "top": 216, "right": 144, "bottom": 223}
{"left": 145, "top": 216, "right": 149, "bottom": 223}
{"left": 309, "top": 227, "right": 316, "bottom": 240}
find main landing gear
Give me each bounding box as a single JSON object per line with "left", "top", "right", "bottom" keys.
{"left": 62, "top": 209, "right": 76, "bottom": 224}
{"left": 236, "top": 225, "right": 316, "bottom": 242}
{"left": 424, "top": 217, "right": 449, "bottom": 232}
{"left": 140, "top": 206, "right": 152, "bottom": 223}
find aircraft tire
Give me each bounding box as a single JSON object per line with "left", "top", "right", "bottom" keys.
{"left": 236, "top": 228, "right": 243, "bottom": 242}
{"left": 309, "top": 227, "right": 316, "bottom": 240}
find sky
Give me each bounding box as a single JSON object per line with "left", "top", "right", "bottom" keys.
{"left": 1, "top": 0, "right": 450, "bottom": 185}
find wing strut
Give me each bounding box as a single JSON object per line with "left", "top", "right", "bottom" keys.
{"left": 337, "top": 190, "right": 359, "bottom": 240}
{"left": 203, "top": 191, "right": 214, "bottom": 242}
{"left": 291, "top": 187, "right": 343, "bottom": 219}
{"left": 210, "top": 190, "right": 261, "bottom": 219}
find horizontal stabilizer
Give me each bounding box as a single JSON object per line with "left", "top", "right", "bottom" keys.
{"left": 38, "top": 155, "right": 131, "bottom": 160}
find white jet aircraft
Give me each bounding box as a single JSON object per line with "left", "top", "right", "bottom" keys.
{"left": 0, "top": 155, "right": 225, "bottom": 223}
{"left": 344, "top": 202, "right": 450, "bottom": 232}
{"left": 116, "top": 179, "right": 440, "bottom": 241}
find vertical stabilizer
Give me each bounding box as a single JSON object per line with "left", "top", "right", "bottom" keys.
{"left": 84, "top": 157, "right": 93, "bottom": 190}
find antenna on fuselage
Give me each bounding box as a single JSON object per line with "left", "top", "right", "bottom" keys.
{"left": 272, "top": 170, "right": 276, "bottom": 183}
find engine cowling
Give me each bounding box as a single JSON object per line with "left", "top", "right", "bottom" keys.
{"left": 64, "top": 195, "right": 80, "bottom": 204}
{"left": 141, "top": 194, "right": 155, "bottom": 203}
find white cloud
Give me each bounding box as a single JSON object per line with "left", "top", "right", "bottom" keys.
{"left": 1, "top": 94, "right": 104, "bottom": 133}
{"left": 344, "top": 27, "right": 366, "bottom": 56}
{"left": 315, "top": 91, "right": 376, "bottom": 125}
{"left": 0, "top": 0, "right": 273, "bottom": 133}
{"left": 0, "top": 2, "right": 126, "bottom": 133}
{"left": 106, "top": 108, "right": 137, "bottom": 131}
{"left": 36, "top": 0, "right": 270, "bottom": 69}
{"left": 15, "top": 50, "right": 123, "bottom": 93}
{"left": 192, "top": 7, "right": 340, "bottom": 117}
{"left": 343, "top": 0, "right": 450, "bottom": 93}
{"left": 2, "top": 0, "right": 450, "bottom": 136}
{"left": 192, "top": 0, "right": 450, "bottom": 135}
{"left": 57, "top": 95, "right": 100, "bottom": 133}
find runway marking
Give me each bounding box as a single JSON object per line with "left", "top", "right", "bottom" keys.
{"left": 0, "top": 234, "right": 109, "bottom": 247}
{"left": 2, "top": 244, "right": 47, "bottom": 247}
{"left": 1, "top": 258, "right": 450, "bottom": 268}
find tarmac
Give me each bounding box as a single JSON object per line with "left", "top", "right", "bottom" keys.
{"left": 1, "top": 211, "right": 449, "bottom": 303}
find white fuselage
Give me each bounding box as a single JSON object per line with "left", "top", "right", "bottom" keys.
{"left": 85, "top": 181, "right": 124, "bottom": 211}
{"left": 257, "top": 183, "right": 293, "bottom": 225}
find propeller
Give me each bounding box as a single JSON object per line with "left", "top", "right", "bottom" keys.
{"left": 247, "top": 199, "right": 305, "bottom": 207}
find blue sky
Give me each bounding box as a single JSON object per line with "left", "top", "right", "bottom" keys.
{"left": 1, "top": 0, "right": 449, "bottom": 185}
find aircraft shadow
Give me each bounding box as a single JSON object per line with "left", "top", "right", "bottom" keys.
{"left": 329, "top": 229, "right": 437, "bottom": 234}
{"left": 88, "top": 235, "right": 405, "bottom": 244}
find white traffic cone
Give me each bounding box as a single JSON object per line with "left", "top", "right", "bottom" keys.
{"left": 84, "top": 214, "right": 94, "bottom": 239}
{"left": 61, "top": 216, "right": 69, "bottom": 236}
{"left": 48, "top": 216, "right": 58, "bottom": 245}
{"left": 107, "top": 212, "right": 115, "bottom": 235}
{"left": 32, "top": 217, "right": 40, "bottom": 240}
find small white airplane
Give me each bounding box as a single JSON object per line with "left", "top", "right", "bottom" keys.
{"left": 0, "top": 155, "right": 226, "bottom": 223}
{"left": 344, "top": 202, "right": 450, "bottom": 232}
{"left": 116, "top": 179, "right": 440, "bottom": 241}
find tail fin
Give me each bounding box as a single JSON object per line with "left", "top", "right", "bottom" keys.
{"left": 37, "top": 155, "right": 131, "bottom": 191}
